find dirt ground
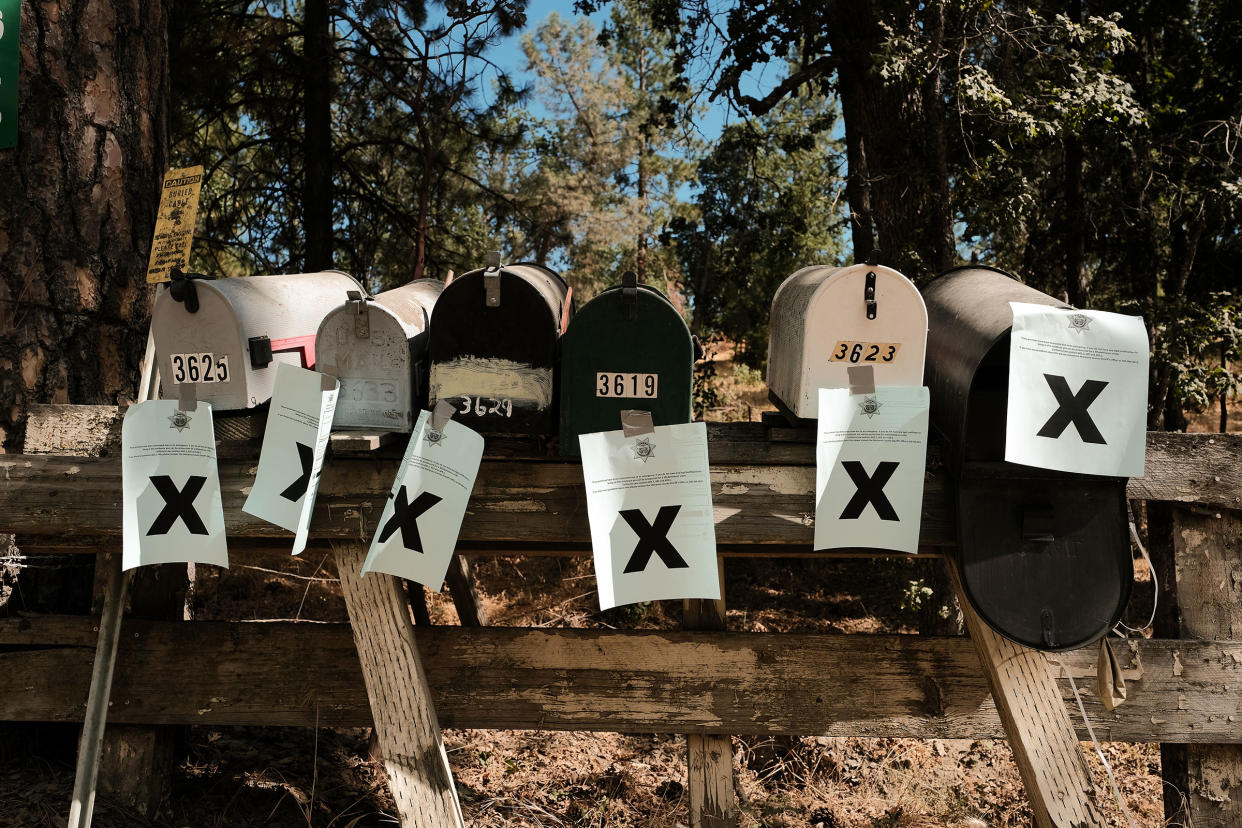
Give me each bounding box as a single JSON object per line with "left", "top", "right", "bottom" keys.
{"left": 0, "top": 351, "right": 1183, "bottom": 827}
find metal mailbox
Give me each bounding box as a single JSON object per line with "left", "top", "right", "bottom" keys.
{"left": 559, "top": 272, "right": 694, "bottom": 455}
{"left": 767, "top": 263, "right": 927, "bottom": 421}
{"left": 924, "top": 264, "right": 1131, "bottom": 651}
{"left": 152, "top": 270, "right": 362, "bottom": 411}
{"left": 427, "top": 257, "right": 573, "bottom": 436}
{"left": 315, "top": 278, "right": 444, "bottom": 432}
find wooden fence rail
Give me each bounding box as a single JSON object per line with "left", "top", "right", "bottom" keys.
{"left": 0, "top": 616, "right": 1236, "bottom": 745}
{"left": 4, "top": 407, "right": 1242, "bottom": 826}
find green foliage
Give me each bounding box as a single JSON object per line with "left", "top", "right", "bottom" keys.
{"left": 488, "top": 0, "right": 702, "bottom": 299}
{"left": 676, "top": 90, "right": 846, "bottom": 366}
{"left": 173, "top": 0, "right": 526, "bottom": 286}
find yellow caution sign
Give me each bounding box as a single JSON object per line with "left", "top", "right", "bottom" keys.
{"left": 147, "top": 165, "right": 204, "bottom": 283}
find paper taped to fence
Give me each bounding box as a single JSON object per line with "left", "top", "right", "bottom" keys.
{"left": 361, "top": 409, "right": 484, "bottom": 586}
{"left": 815, "top": 386, "right": 929, "bottom": 554}
{"left": 122, "top": 400, "right": 228, "bottom": 570}
{"left": 242, "top": 363, "right": 338, "bottom": 554}
{"left": 579, "top": 421, "right": 720, "bottom": 610}
{"left": 1005, "top": 303, "right": 1148, "bottom": 477}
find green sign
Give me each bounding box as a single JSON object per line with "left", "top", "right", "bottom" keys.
{"left": 0, "top": 0, "right": 17, "bottom": 149}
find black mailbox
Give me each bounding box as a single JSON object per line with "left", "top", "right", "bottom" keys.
{"left": 924, "top": 265, "right": 1131, "bottom": 651}
{"left": 559, "top": 272, "right": 694, "bottom": 456}
{"left": 427, "top": 258, "right": 573, "bottom": 436}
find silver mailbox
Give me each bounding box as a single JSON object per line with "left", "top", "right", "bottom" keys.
{"left": 315, "top": 279, "right": 444, "bottom": 432}
{"left": 767, "top": 263, "right": 927, "bottom": 420}
{"left": 152, "top": 270, "right": 362, "bottom": 411}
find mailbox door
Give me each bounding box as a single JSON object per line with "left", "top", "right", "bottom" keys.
{"left": 956, "top": 470, "right": 1132, "bottom": 651}
{"left": 318, "top": 302, "right": 415, "bottom": 432}
{"left": 153, "top": 282, "right": 250, "bottom": 410}
{"left": 428, "top": 265, "right": 568, "bottom": 435}
{"left": 768, "top": 264, "right": 926, "bottom": 419}
{"left": 559, "top": 284, "right": 693, "bottom": 455}
{"left": 154, "top": 271, "right": 361, "bottom": 411}
{"left": 373, "top": 279, "right": 442, "bottom": 411}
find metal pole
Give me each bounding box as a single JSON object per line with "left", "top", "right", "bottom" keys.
{"left": 68, "top": 326, "right": 155, "bottom": 827}
{"left": 67, "top": 554, "right": 131, "bottom": 828}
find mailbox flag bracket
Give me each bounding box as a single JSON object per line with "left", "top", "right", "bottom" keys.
{"left": 865, "top": 271, "right": 877, "bottom": 320}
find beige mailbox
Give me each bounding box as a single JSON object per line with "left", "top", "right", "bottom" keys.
{"left": 315, "top": 279, "right": 444, "bottom": 432}
{"left": 151, "top": 270, "right": 362, "bottom": 411}
{"left": 767, "top": 263, "right": 927, "bottom": 421}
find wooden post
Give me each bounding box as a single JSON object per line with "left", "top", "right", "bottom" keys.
{"left": 684, "top": 563, "right": 737, "bottom": 828}
{"left": 444, "top": 555, "right": 487, "bottom": 627}
{"left": 335, "top": 542, "right": 465, "bottom": 826}
{"left": 1171, "top": 506, "right": 1242, "bottom": 826}
{"left": 67, "top": 553, "right": 132, "bottom": 828}
{"left": 947, "top": 560, "right": 1106, "bottom": 828}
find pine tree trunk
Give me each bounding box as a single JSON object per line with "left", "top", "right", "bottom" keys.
{"left": 829, "top": 2, "right": 954, "bottom": 278}
{"left": 302, "top": 0, "right": 333, "bottom": 272}
{"left": 0, "top": 0, "right": 170, "bottom": 452}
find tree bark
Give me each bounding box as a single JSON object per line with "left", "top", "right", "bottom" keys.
{"left": 828, "top": 2, "right": 953, "bottom": 278}
{"left": 0, "top": 0, "right": 170, "bottom": 452}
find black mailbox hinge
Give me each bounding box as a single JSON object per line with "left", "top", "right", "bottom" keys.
{"left": 865, "top": 271, "right": 877, "bottom": 320}
{"left": 622, "top": 270, "right": 638, "bottom": 321}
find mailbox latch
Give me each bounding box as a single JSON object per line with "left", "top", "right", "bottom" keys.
{"left": 346, "top": 290, "right": 370, "bottom": 339}
{"left": 865, "top": 271, "right": 877, "bottom": 320}
{"left": 169, "top": 267, "right": 209, "bottom": 314}
{"left": 622, "top": 270, "right": 638, "bottom": 321}
{"left": 484, "top": 250, "right": 502, "bottom": 308}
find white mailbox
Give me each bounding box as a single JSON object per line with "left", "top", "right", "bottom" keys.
{"left": 767, "top": 263, "right": 927, "bottom": 420}
{"left": 152, "top": 270, "right": 362, "bottom": 411}
{"left": 315, "top": 279, "right": 444, "bottom": 432}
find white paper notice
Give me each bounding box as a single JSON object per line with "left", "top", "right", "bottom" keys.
{"left": 579, "top": 422, "right": 720, "bottom": 610}
{"left": 1006, "top": 303, "right": 1149, "bottom": 477}
{"left": 122, "top": 400, "right": 228, "bottom": 570}
{"left": 361, "top": 410, "right": 484, "bottom": 587}
{"left": 815, "top": 387, "right": 929, "bottom": 554}
{"left": 242, "top": 363, "right": 339, "bottom": 553}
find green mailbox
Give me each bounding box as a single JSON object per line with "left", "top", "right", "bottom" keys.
{"left": 559, "top": 273, "right": 695, "bottom": 455}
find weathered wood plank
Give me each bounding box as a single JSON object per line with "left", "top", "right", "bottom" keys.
{"left": 1172, "top": 508, "right": 1242, "bottom": 827}
{"left": 1, "top": 616, "right": 1238, "bottom": 744}
{"left": 4, "top": 434, "right": 1239, "bottom": 551}
{"left": 948, "top": 562, "right": 1106, "bottom": 828}
{"left": 0, "top": 452, "right": 955, "bottom": 549}
{"left": 335, "top": 543, "right": 464, "bottom": 827}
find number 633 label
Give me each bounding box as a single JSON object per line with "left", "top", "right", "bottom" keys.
{"left": 829, "top": 341, "right": 900, "bottom": 364}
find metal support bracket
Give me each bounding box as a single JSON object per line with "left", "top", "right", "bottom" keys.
{"left": 865, "top": 271, "right": 877, "bottom": 320}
